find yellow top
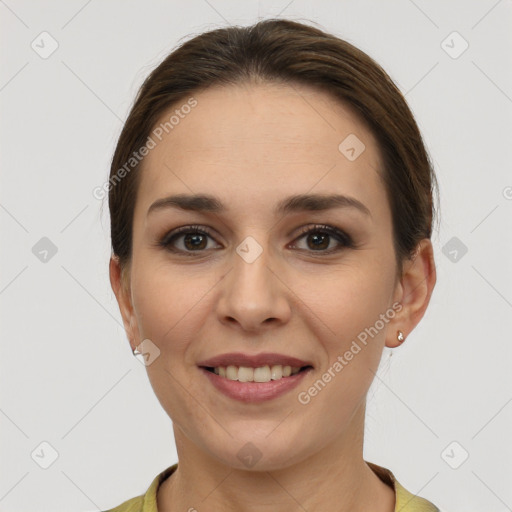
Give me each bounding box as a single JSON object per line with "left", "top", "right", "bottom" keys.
{"left": 104, "top": 461, "right": 439, "bottom": 512}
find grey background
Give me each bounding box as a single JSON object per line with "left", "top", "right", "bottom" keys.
{"left": 1, "top": 1, "right": 511, "bottom": 511}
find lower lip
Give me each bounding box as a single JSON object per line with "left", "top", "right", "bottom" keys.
{"left": 199, "top": 367, "right": 313, "bottom": 403}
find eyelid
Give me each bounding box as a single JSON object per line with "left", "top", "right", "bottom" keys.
{"left": 292, "top": 223, "right": 350, "bottom": 241}
{"left": 158, "top": 225, "right": 220, "bottom": 251}
{"left": 290, "top": 224, "right": 354, "bottom": 252}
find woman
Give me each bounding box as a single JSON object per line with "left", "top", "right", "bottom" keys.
{"left": 105, "top": 18, "right": 439, "bottom": 511}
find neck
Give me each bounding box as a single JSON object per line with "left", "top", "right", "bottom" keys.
{"left": 157, "top": 402, "right": 395, "bottom": 512}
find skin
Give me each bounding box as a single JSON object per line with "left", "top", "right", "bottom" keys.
{"left": 110, "top": 81, "right": 436, "bottom": 512}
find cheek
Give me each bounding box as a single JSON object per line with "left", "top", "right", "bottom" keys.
{"left": 131, "top": 263, "right": 215, "bottom": 352}
{"left": 331, "top": 279, "right": 391, "bottom": 339}
{"left": 298, "top": 258, "right": 394, "bottom": 336}
{"left": 293, "top": 253, "right": 395, "bottom": 385}
{"left": 130, "top": 268, "right": 212, "bottom": 415}
{"left": 295, "top": 269, "right": 392, "bottom": 421}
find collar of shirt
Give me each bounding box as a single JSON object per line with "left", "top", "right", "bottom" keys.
{"left": 108, "top": 461, "right": 439, "bottom": 512}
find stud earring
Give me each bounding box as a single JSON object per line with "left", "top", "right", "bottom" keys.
{"left": 397, "top": 331, "right": 405, "bottom": 343}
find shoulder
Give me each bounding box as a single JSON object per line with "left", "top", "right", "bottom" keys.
{"left": 102, "top": 495, "right": 144, "bottom": 512}
{"left": 102, "top": 463, "right": 178, "bottom": 512}
{"left": 366, "top": 461, "right": 440, "bottom": 512}
{"left": 394, "top": 479, "right": 440, "bottom": 511}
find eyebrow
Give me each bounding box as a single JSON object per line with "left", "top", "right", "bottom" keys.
{"left": 147, "top": 193, "right": 371, "bottom": 218}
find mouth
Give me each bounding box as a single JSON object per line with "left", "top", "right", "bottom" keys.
{"left": 199, "top": 364, "right": 314, "bottom": 403}
{"left": 200, "top": 364, "right": 314, "bottom": 383}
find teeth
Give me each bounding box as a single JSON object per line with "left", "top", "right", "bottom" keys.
{"left": 210, "top": 364, "right": 303, "bottom": 383}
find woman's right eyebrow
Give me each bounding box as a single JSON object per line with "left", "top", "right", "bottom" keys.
{"left": 147, "top": 193, "right": 372, "bottom": 219}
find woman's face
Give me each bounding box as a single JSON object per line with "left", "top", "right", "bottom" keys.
{"left": 116, "top": 82, "right": 409, "bottom": 470}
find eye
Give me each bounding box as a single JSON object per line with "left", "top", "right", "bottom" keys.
{"left": 157, "top": 223, "right": 354, "bottom": 256}
{"left": 158, "top": 225, "right": 220, "bottom": 255}
{"left": 290, "top": 224, "right": 354, "bottom": 253}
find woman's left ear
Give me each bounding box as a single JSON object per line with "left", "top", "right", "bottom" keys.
{"left": 386, "top": 238, "right": 437, "bottom": 348}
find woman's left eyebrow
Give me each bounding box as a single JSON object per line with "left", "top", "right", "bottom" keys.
{"left": 147, "top": 193, "right": 372, "bottom": 219}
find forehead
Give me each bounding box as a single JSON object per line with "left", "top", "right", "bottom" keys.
{"left": 135, "top": 82, "right": 387, "bottom": 221}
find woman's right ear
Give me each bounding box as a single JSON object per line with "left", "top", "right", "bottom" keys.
{"left": 109, "top": 255, "right": 138, "bottom": 351}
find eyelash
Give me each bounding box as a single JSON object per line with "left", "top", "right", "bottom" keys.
{"left": 157, "top": 224, "right": 355, "bottom": 257}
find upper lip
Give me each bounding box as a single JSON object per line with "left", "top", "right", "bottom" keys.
{"left": 197, "top": 352, "right": 313, "bottom": 368}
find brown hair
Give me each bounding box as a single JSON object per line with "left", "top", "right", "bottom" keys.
{"left": 108, "top": 18, "right": 438, "bottom": 283}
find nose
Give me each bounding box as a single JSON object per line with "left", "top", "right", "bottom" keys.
{"left": 215, "top": 240, "right": 292, "bottom": 332}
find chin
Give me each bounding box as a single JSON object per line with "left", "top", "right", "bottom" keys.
{"left": 210, "top": 437, "right": 309, "bottom": 473}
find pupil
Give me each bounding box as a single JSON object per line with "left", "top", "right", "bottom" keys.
{"left": 185, "top": 234, "right": 206, "bottom": 250}
{"left": 309, "top": 233, "right": 328, "bottom": 250}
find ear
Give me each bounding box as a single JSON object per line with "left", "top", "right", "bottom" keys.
{"left": 109, "top": 255, "right": 139, "bottom": 352}
{"left": 386, "top": 238, "right": 437, "bottom": 348}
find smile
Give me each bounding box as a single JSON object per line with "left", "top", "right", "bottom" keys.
{"left": 203, "top": 364, "right": 312, "bottom": 383}
{"left": 199, "top": 365, "right": 313, "bottom": 403}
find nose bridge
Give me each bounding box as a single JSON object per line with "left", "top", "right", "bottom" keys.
{"left": 232, "top": 234, "right": 275, "bottom": 305}
{"left": 216, "top": 233, "right": 291, "bottom": 329}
